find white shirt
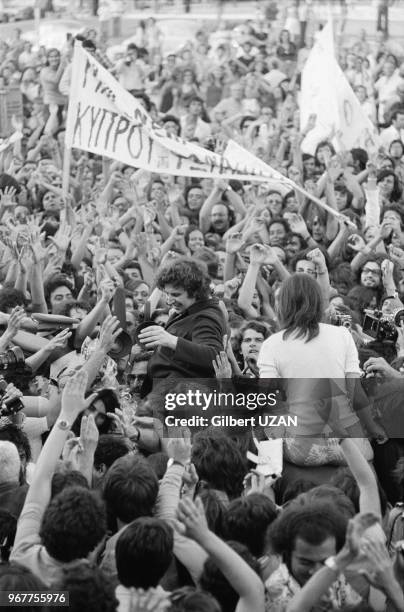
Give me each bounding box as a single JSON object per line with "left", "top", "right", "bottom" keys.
{"left": 258, "top": 323, "right": 360, "bottom": 379}
{"left": 380, "top": 124, "right": 404, "bottom": 149}
{"left": 374, "top": 71, "right": 404, "bottom": 122}
{"left": 258, "top": 323, "right": 360, "bottom": 434}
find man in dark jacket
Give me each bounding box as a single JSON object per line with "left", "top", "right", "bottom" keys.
{"left": 139, "top": 258, "right": 226, "bottom": 396}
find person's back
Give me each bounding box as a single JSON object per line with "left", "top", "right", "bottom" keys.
{"left": 100, "top": 454, "right": 159, "bottom": 582}
{"left": 115, "top": 517, "right": 173, "bottom": 612}
{"left": 11, "top": 486, "right": 106, "bottom": 587}
{"left": 258, "top": 322, "right": 359, "bottom": 379}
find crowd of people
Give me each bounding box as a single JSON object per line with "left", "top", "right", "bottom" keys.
{"left": 0, "top": 2, "right": 404, "bottom": 611}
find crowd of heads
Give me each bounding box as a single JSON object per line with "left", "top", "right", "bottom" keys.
{"left": 0, "top": 2, "right": 403, "bottom": 611}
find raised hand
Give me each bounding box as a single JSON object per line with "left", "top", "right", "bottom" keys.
{"left": 264, "top": 245, "right": 281, "bottom": 266}
{"left": 45, "top": 328, "right": 72, "bottom": 352}
{"left": 249, "top": 243, "right": 268, "bottom": 266}
{"left": 226, "top": 232, "right": 244, "bottom": 254}
{"left": 347, "top": 234, "right": 366, "bottom": 252}
{"left": 212, "top": 351, "right": 232, "bottom": 379}
{"left": 167, "top": 434, "right": 192, "bottom": 466}
{"left": 99, "top": 278, "right": 115, "bottom": 303}
{"left": 4, "top": 306, "right": 25, "bottom": 340}
{"left": 79, "top": 413, "right": 99, "bottom": 456}
{"left": 60, "top": 370, "right": 96, "bottom": 422}
{"left": 306, "top": 248, "right": 327, "bottom": 273}
{"left": 98, "top": 315, "right": 122, "bottom": 353}
{"left": 176, "top": 496, "right": 209, "bottom": 543}
{"left": 388, "top": 244, "right": 404, "bottom": 266}
{"left": 126, "top": 587, "right": 171, "bottom": 612}
{"left": 359, "top": 537, "right": 399, "bottom": 593}
{"left": 287, "top": 213, "right": 309, "bottom": 236}
{"left": 0, "top": 186, "right": 17, "bottom": 208}
{"left": 381, "top": 258, "right": 395, "bottom": 289}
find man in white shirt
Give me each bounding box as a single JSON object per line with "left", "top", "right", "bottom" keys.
{"left": 374, "top": 59, "right": 404, "bottom": 125}
{"left": 115, "top": 43, "right": 145, "bottom": 93}
{"left": 380, "top": 107, "right": 404, "bottom": 149}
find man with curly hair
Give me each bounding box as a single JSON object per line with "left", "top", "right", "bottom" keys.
{"left": 138, "top": 258, "right": 226, "bottom": 395}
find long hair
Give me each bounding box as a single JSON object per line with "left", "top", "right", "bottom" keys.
{"left": 277, "top": 274, "right": 323, "bottom": 342}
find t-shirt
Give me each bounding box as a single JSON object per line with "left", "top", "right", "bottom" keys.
{"left": 257, "top": 323, "right": 361, "bottom": 435}
{"left": 258, "top": 323, "right": 360, "bottom": 379}
{"left": 10, "top": 501, "right": 71, "bottom": 586}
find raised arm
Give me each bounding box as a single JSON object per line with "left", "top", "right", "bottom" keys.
{"left": 177, "top": 497, "right": 265, "bottom": 612}
{"left": 199, "top": 182, "right": 223, "bottom": 234}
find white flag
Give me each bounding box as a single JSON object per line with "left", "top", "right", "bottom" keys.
{"left": 301, "top": 20, "right": 379, "bottom": 154}
{"left": 65, "top": 44, "right": 291, "bottom": 184}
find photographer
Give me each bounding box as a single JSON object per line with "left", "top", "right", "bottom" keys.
{"left": 115, "top": 43, "right": 145, "bottom": 95}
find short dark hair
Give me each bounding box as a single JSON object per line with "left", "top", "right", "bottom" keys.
{"left": 51, "top": 469, "right": 89, "bottom": 498}
{"left": 116, "top": 517, "right": 173, "bottom": 588}
{"left": 0, "top": 424, "right": 32, "bottom": 464}
{"left": 44, "top": 276, "right": 75, "bottom": 306}
{"left": 103, "top": 454, "right": 159, "bottom": 523}
{"left": 277, "top": 274, "right": 323, "bottom": 342}
{"left": 200, "top": 541, "right": 260, "bottom": 612}
{"left": 170, "top": 587, "right": 221, "bottom": 612}
{"left": 223, "top": 493, "right": 277, "bottom": 556}
{"left": 268, "top": 217, "right": 289, "bottom": 234}
{"left": 0, "top": 563, "right": 47, "bottom": 610}
{"left": 0, "top": 287, "right": 27, "bottom": 312}
{"left": 191, "top": 431, "right": 247, "bottom": 499}
{"left": 156, "top": 258, "right": 212, "bottom": 301}
{"left": 350, "top": 148, "right": 368, "bottom": 171}
{"left": 268, "top": 502, "right": 347, "bottom": 569}
{"left": 240, "top": 321, "right": 270, "bottom": 341}
{"left": 93, "top": 434, "right": 132, "bottom": 471}
{"left": 192, "top": 247, "right": 219, "bottom": 278}
{"left": 50, "top": 562, "right": 117, "bottom": 612}
{"left": 292, "top": 485, "right": 356, "bottom": 519}
{"left": 376, "top": 168, "right": 402, "bottom": 201}
{"left": 82, "top": 39, "right": 96, "bottom": 51}
{"left": 40, "top": 487, "right": 107, "bottom": 562}
{"left": 162, "top": 114, "right": 181, "bottom": 134}
{"left": 0, "top": 173, "right": 20, "bottom": 194}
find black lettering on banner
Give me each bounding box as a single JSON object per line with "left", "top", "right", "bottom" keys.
{"left": 133, "top": 107, "right": 146, "bottom": 127}
{"left": 176, "top": 153, "right": 183, "bottom": 171}
{"left": 147, "top": 136, "right": 154, "bottom": 165}
{"left": 104, "top": 111, "right": 118, "bottom": 151}
{"left": 189, "top": 164, "right": 208, "bottom": 175}
{"left": 88, "top": 107, "right": 103, "bottom": 148}
{"left": 127, "top": 125, "right": 143, "bottom": 159}
{"left": 73, "top": 102, "right": 91, "bottom": 145}
{"left": 113, "top": 116, "right": 130, "bottom": 152}
{"left": 94, "top": 108, "right": 108, "bottom": 148}
{"left": 343, "top": 99, "right": 353, "bottom": 126}
{"left": 95, "top": 80, "right": 116, "bottom": 104}
{"left": 82, "top": 58, "right": 93, "bottom": 88}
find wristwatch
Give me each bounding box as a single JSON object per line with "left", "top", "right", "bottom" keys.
{"left": 56, "top": 418, "right": 70, "bottom": 431}
{"left": 324, "top": 556, "right": 339, "bottom": 572}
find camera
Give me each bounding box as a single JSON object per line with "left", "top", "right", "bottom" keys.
{"left": 0, "top": 374, "right": 24, "bottom": 418}
{"left": 330, "top": 313, "right": 352, "bottom": 329}
{"left": 0, "top": 347, "right": 25, "bottom": 372}
{"left": 362, "top": 308, "right": 404, "bottom": 343}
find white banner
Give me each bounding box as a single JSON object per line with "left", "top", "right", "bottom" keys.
{"left": 65, "top": 45, "right": 292, "bottom": 184}
{"left": 300, "top": 21, "right": 379, "bottom": 155}
{"left": 224, "top": 140, "right": 293, "bottom": 194}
